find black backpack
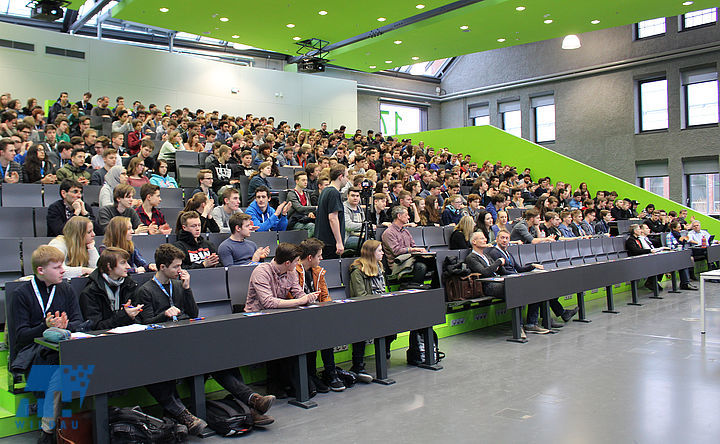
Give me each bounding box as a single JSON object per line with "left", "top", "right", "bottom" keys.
{"left": 109, "top": 406, "right": 188, "bottom": 443}
{"left": 407, "top": 329, "right": 445, "bottom": 366}
{"left": 205, "top": 395, "right": 253, "bottom": 437}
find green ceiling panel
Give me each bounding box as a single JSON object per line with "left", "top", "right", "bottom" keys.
{"left": 111, "top": 0, "right": 718, "bottom": 72}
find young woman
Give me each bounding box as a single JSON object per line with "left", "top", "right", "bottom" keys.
{"left": 177, "top": 193, "right": 219, "bottom": 233}
{"left": 126, "top": 157, "right": 150, "bottom": 187}
{"left": 477, "top": 210, "right": 496, "bottom": 245}
{"left": 491, "top": 210, "right": 510, "bottom": 237}
{"left": 413, "top": 197, "right": 427, "bottom": 224}
{"left": 404, "top": 180, "right": 421, "bottom": 199}
{"left": 184, "top": 131, "right": 204, "bottom": 152}
{"left": 248, "top": 161, "right": 272, "bottom": 199}
{"left": 22, "top": 144, "right": 57, "bottom": 184}
{"left": 422, "top": 195, "right": 441, "bottom": 226}
{"left": 99, "top": 165, "right": 128, "bottom": 207}
{"left": 374, "top": 180, "right": 389, "bottom": 195}
{"left": 102, "top": 216, "right": 156, "bottom": 274}
{"left": 159, "top": 130, "right": 182, "bottom": 161}
{"left": 441, "top": 194, "right": 464, "bottom": 226}
{"left": 449, "top": 215, "right": 474, "bottom": 250}
{"left": 348, "top": 240, "right": 395, "bottom": 382}
{"left": 48, "top": 216, "right": 98, "bottom": 278}
{"left": 149, "top": 159, "right": 179, "bottom": 188}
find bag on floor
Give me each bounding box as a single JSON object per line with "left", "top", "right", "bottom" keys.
{"left": 407, "top": 329, "right": 445, "bottom": 366}
{"left": 205, "top": 395, "right": 253, "bottom": 437}
{"left": 109, "top": 406, "right": 188, "bottom": 443}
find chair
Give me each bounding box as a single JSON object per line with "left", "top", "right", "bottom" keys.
{"left": 442, "top": 225, "right": 455, "bottom": 244}
{"left": 160, "top": 208, "right": 184, "bottom": 233}
{"left": 198, "top": 152, "right": 210, "bottom": 166}
{"left": 238, "top": 176, "right": 250, "bottom": 207}
{"left": 460, "top": 185, "right": 472, "bottom": 196}
{"left": 175, "top": 151, "right": 200, "bottom": 167}
{"left": 227, "top": 264, "right": 258, "bottom": 311}
{"left": 564, "top": 239, "right": 583, "bottom": 265}
{"left": 613, "top": 237, "right": 629, "bottom": 258}
{"left": 435, "top": 250, "right": 460, "bottom": 288}
{"left": 68, "top": 277, "right": 89, "bottom": 298}
{"left": 340, "top": 257, "right": 355, "bottom": 299}
{"left": 43, "top": 184, "right": 60, "bottom": 206}
{"left": 21, "top": 237, "right": 54, "bottom": 275}
{"left": 177, "top": 166, "right": 201, "bottom": 188}
{"left": 423, "top": 226, "right": 447, "bottom": 251}
{"left": 278, "top": 230, "right": 308, "bottom": 245}
{"left": 535, "top": 242, "right": 556, "bottom": 269}
{"left": 187, "top": 268, "right": 229, "bottom": 303}
{"left": 5, "top": 280, "right": 25, "bottom": 364}
{"left": 375, "top": 226, "right": 387, "bottom": 240}
{"left": 159, "top": 188, "right": 184, "bottom": 208}
{"left": 0, "top": 208, "right": 34, "bottom": 237}
{"left": 34, "top": 207, "right": 48, "bottom": 237}
{"left": 550, "top": 241, "right": 571, "bottom": 268}
{"left": 132, "top": 235, "right": 168, "bottom": 259}
{"left": 0, "top": 238, "right": 22, "bottom": 285}
{"left": 1, "top": 184, "right": 43, "bottom": 207}
{"left": 82, "top": 185, "right": 101, "bottom": 207}
{"left": 407, "top": 226, "right": 425, "bottom": 247}
{"left": 603, "top": 237, "right": 619, "bottom": 260}
{"left": 131, "top": 271, "right": 155, "bottom": 286}
{"left": 507, "top": 208, "right": 525, "bottom": 221}
{"left": 506, "top": 244, "right": 520, "bottom": 262}
{"left": 266, "top": 177, "right": 288, "bottom": 191}
{"left": 198, "top": 301, "right": 232, "bottom": 318}
{"left": 578, "top": 239, "right": 596, "bottom": 263}
{"left": 517, "top": 244, "right": 538, "bottom": 268}
{"left": 248, "top": 231, "right": 278, "bottom": 257}
{"left": 207, "top": 232, "right": 231, "bottom": 248}
{"left": 320, "top": 259, "right": 345, "bottom": 300}
{"left": 278, "top": 166, "right": 297, "bottom": 178}
{"left": 590, "top": 237, "right": 607, "bottom": 261}
{"left": 183, "top": 187, "right": 196, "bottom": 203}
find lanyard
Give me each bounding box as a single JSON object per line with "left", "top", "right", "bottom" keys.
{"left": 31, "top": 277, "right": 55, "bottom": 314}
{"left": 153, "top": 277, "right": 177, "bottom": 321}
{"left": 0, "top": 163, "right": 6, "bottom": 179}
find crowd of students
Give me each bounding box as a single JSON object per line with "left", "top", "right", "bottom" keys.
{"left": 2, "top": 90, "right": 716, "bottom": 443}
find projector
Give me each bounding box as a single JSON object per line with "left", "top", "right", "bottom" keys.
{"left": 30, "top": 0, "right": 69, "bottom": 22}
{"left": 298, "top": 58, "right": 326, "bottom": 73}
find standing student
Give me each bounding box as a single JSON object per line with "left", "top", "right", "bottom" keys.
{"left": 314, "top": 164, "right": 348, "bottom": 259}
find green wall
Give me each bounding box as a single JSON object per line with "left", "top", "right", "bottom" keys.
{"left": 401, "top": 126, "right": 720, "bottom": 234}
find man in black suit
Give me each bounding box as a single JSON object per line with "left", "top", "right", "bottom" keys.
{"left": 464, "top": 231, "right": 505, "bottom": 297}
{"left": 46, "top": 179, "right": 97, "bottom": 237}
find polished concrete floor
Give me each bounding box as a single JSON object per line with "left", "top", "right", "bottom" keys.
{"left": 7, "top": 282, "right": 720, "bottom": 443}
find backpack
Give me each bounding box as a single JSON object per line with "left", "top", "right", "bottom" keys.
{"left": 109, "top": 406, "right": 188, "bottom": 444}
{"left": 407, "top": 329, "right": 445, "bottom": 366}
{"left": 205, "top": 395, "right": 253, "bottom": 437}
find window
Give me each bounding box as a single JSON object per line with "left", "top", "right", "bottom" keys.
{"left": 637, "top": 161, "right": 670, "bottom": 199}
{"left": 499, "top": 101, "right": 521, "bottom": 137}
{"left": 684, "top": 158, "right": 720, "bottom": 214}
{"left": 683, "top": 8, "right": 717, "bottom": 29}
{"left": 682, "top": 68, "right": 719, "bottom": 127}
{"left": 379, "top": 102, "right": 424, "bottom": 136}
{"left": 636, "top": 17, "right": 666, "bottom": 39}
{"left": 638, "top": 78, "right": 668, "bottom": 131}
{"left": 531, "top": 95, "right": 555, "bottom": 143}
{"left": 641, "top": 177, "right": 671, "bottom": 199}
{"left": 469, "top": 104, "right": 489, "bottom": 126}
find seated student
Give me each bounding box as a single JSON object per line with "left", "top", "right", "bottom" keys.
{"left": 580, "top": 208, "right": 597, "bottom": 236}
{"left": 369, "top": 192, "right": 392, "bottom": 228}
{"left": 137, "top": 244, "right": 276, "bottom": 432}
{"left": 610, "top": 199, "right": 631, "bottom": 221}
{"left": 310, "top": 176, "right": 329, "bottom": 206}
{"left": 136, "top": 183, "right": 172, "bottom": 235}
{"left": 246, "top": 186, "right": 289, "bottom": 232}
{"left": 464, "top": 231, "right": 506, "bottom": 298}
{"left": 511, "top": 208, "right": 554, "bottom": 244}
{"left": 294, "top": 238, "right": 345, "bottom": 392}
{"left": 568, "top": 190, "right": 584, "bottom": 209}
{"left": 421, "top": 195, "right": 442, "bottom": 226}
{"left": 0, "top": 137, "right": 23, "bottom": 183}
{"left": 149, "top": 159, "right": 178, "bottom": 188}
{"left": 441, "top": 194, "right": 464, "bottom": 226}
{"left": 126, "top": 157, "right": 150, "bottom": 187}
{"left": 55, "top": 147, "right": 91, "bottom": 185}
{"left": 22, "top": 143, "right": 57, "bottom": 184}
{"left": 569, "top": 209, "right": 590, "bottom": 237}
{"left": 665, "top": 221, "right": 698, "bottom": 290}
{"left": 491, "top": 210, "right": 510, "bottom": 237}
{"left": 211, "top": 187, "right": 243, "bottom": 233}
{"left": 99, "top": 165, "right": 127, "bottom": 207}
{"left": 130, "top": 139, "right": 156, "bottom": 171}
{"left": 178, "top": 193, "right": 220, "bottom": 233}
{"left": 90, "top": 148, "right": 117, "bottom": 186}
{"left": 174, "top": 210, "right": 220, "bottom": 269}
{"left": 286, "top": 171, "right": 317, "bottom": 235}
{"left": 644, "top": 210, "right": 667, "bottom": 234}
{"left": 558, "top": 210, "right": 578, "bottom": 238}
{"left": 191, "top": 169, "right": 219, "bottom": 205}
{"left": 381, "top": 206, "right": 438, "bottom": 286}
{"left": 48, "top": 216, "right": 99, "bottom": 278}
{"left": 463, "top": 193, "right": 482, "bottom": 221}
{"left": 98, "top": 184, "right": 148, "bottom": 234}
{"left": 10, "top": 245, "right": 86, "bottom": 443}
{"left": 209, "top": 144, "right": 239, "bottom": 192}
{"left": 218, "top": 213, "right": 270, "bottom": 266}
{"left": 235, "top": 150, "right": 255, "bottom": 178}
{"left": 47, "top": 179, "right": 97, "bottom": 237}
{"left": 449, "top": 215, "right": 474, "bottom": 250}
{"left": 594, "top": 209, "right": 612, "bottom": 235}
{"left": 248, "top": 161, "right": 273, "bottom": 201}
{"left": 626, "top": 224, "right": 665, "bottom": 292}
{"left": 103, "top": 216, "right": 156, "bottom": 273}
{"left": 343, "top": 187, "right": 366, "bottom": 250}
{"left": 348, "top": 239, "right": 395, "bottom": 382}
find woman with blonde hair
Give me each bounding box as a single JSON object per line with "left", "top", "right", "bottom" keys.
{"left": 492, "top": 210, "right": 510, "bottom": 237}
{"left": 183, "top": 130, "right": 203, "bottom": 152}
{"left": 159, "top": 130, "right": 182, "bottom": 161}
{"left": 102, "top": 216, "right": 156, "bottom": 273}
{"left": 449, "top": 215, "right": 474, "bottom": 250}
{"left": 348, "top": 239, "right": 395, "bottom": 382}
{"left": 48, "top": 216, "right": 98, "bottom": 278}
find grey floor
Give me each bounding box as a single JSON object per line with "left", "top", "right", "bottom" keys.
{"left": 6, "top": 283, "right": 720, "bottom": 443}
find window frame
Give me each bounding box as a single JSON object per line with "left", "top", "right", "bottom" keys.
{"left": 681, "top": 68, "right": 719, "bottom": 128}
{"left": 637, "top": 77, "right": 669, "bottom": 133}
{"left": 680, "top": 7, "right": 718, "bottom": 31}
{"left": 531, "top": 95, "right": 556, "bottom": 143}
{"left": 635, "top": 17, "right": 667, "bottom": 40}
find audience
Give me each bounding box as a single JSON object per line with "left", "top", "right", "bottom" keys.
{"left": 47, "top": 179, "right": 97, "bottom": 237}
{"left": 98, "top": 183, "right": 147, "bottom": 233}
{"left": 102, "top": 215, "right": 156, "bottom": 273}
{"left": 48, "top": 215, "right": 98, "bottom": 278}
{"left": 246, "top": 186, "right": 289, "bottom": 232}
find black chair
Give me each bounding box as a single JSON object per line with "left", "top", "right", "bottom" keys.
{"left": 0, "top": 208, "right": 34, "bottom": 237}
{"left": 407, "top": 226, "right": 425, "bottom": 247}
{"left": 132, "top": 235, "right": 168, "bottom": 259}
{"left": 613, "top": 237, "right": 629, "bottom": 258}
{"left": 578, "top": 239, "right": 596, "bottom": 263}
{"left": 177, "top": 166, "right": 201, "bottom": 188}
{"left": 248, "top": 231, "right": 278, "bottom": 257}
{"left": 227, "top": 264, "right": 258, "bottom": 311}
{"left": 34, "top": 207, "right": 48, "bottom": 237}
{"left": 21, "top": 237, "right": 54, "bottom": 275}
{"left": 535, "top": 242, "right": 556, "bottom": 269}
{"left": 564, "top": 239, "right": 583, "bottom": 265}
{"left": 517, "top": 244, "right": 538, "bottom": 268}
{"left": 158, "top": 188, "right": 184, "bottom": 208}
{"left": 507, "top": 244, "right": 520, "bottom": 262}
{"left": 423, "top": 226, "right": 446, "bottom": 251}
{"left": 266, "top": 177, "right": 289, "bottom": 191}
{"left": 175, "top": 151, "right": 199, "bottom": 167}
{"left": 442, "top": 225, "right": 455, "bottom": 244}
{"left": 198, "top": 152, "right": 210, "bottom": 166}
{"left": 590, "top": 237, "right": 607, "bottom": 261}
{"left": 459, "top": 248, "right": 471, "bottom": 261}
{"left": 187, "top": 268, "right": 229, "bottom": 303}
{"left": 278, "top": 166, "right": 297, "bottom": 178}
{"left": 238, "top": 176, "right": 250, "bottom": 207}
{"left": 43, "top": 184, "right": 60, "bottom": 206}
{"left": 160, "top": 208, "right": 184, "bottom": 233}
{"left": 1, "top": 184, "right": 43, "bottom": 207}
{"left": 131, "top": 271, "right": 155, "bottom": 287}
{"left": 375, "top": 226, "right": 387, "bottom": 240}
{"left": 507, "top": 208, "right": 525, "bottom": 221}
{"left": 82, "top": 185, "right": 101, "bottom": 207}
{"left": 5, "top": 280, "right": 25, "bottom": 366}
{"left": 68, "top": 276, "right": 89, "bottom": 298}
{"left": 198, "top": 301, "right": 232, "bottom": 318}
{"left": 603, "top": 237, "right": 619, "bottom": 260}
{"left": 183, "top": 187, "right": 196, "bottom": 203}
{"left": 435, "top": 250, "right": 460, "bottom": 288}
{"left": 0, "top": 238, "right": 22, "bottom": 286}
{"left": 340, "top": 257, "right": 355, "bottom": 299}
{"left": 320, "top": 259, "right": 345, "bottom": 300}
{"left": 207, "top": 232, "right": 230, "bottom": 248}
{"left": 550, "top": 241, "right": 571, "bottom": 268}
{"left": 278, "top": 230, "right": 308, "bottom": 245}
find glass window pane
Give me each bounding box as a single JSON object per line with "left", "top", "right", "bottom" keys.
{"left": 688, "top": 173, "right": 720, "bottom": 214}
{"left": 637, "top": 18, "right": 666, "bottom": 38}
{"left": 379, "top": 103, "right": 421, "bottom": 136}
{"left": 684, "top": 8, "right": 717, "bottom": 28}
{"left": 473, "top": 116, "right": 490, "bottom": 126}
{"left": 640, "top": 79, "right": 668, "bottom": 131}
{"left": 502, "top": 110, "right": 521, "bottom": 137}
{"left": 641, "top": 176, "right": 670, "bottom": 199}
{"left": 687, "top": 80, "right": 719, "bottom": 126}
{"left": 535, "top": 104, "right": 555, "bottom": 142}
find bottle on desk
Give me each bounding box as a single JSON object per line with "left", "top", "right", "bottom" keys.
{"left": 702, "top": 236, "right": 708, "bottom": 247}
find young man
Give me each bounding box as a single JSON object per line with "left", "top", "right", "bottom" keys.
{"left": 110, "top": 132, "right": 125, "bottom": 155}
{"left": 174, "top": 211, "right": 220, "bottom": 269}
{"left": 665, "top": 221, "right": 699, "bottom": 290}
{"left": 211, "top": 187, "right": 243, "bottom": 233}
{"left": 218, "top": 213, "right": 270, "bottom": 266}
{"left": 90, "top": 148, "right": 118, "bottom": 185}
{"left": 55, "top": 147, "right": 91, "bottom": 184}
{"left": 580, "top": 209, "right": 597, "bottom": 236}
{"left": 209, "top": 145, "right": 238, "bottom": 192}
{"left": 369, "top": 192, "right": 391, "bottom": 228}
{"left": 191, "top": 169, "right": 219, "bottom": 205}
{"left": 236, "top": 150, "right": 255, "bottom": 177}
{"left": 47, "top": 179, "right": 97, "bottom": 237}
{"left": 136, "top": 183, "right": 172, "bottom": 235}
{"left": 129, "top": 139, "right": 156, "bottom": 171}
{"left": 98, "top": 184, "right": 147, "bottom": 233}
{"left": 510, "top": 208, "right": 554, "bottom": 244}
{"left": 343, "top": 187, "right": 365, "bottom": 250}
{"left": 137, "top": 244, "right": 275, "bottom": 433}
{"left": 246, "top": 186, "right": 289, "bottom": 232}
{"left": 0, "top": 137, "right": 22, "bottom": 183}
{"left": 10, "top": 245, "right": 85, "bottom": 443}
{"left": 314, "top": 165, "right": 348, "bottom": 259}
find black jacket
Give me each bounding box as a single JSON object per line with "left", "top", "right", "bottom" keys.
{"left": 47, "top": 198, "right": 98, "bottom": 237}
{"left": 486, "top": 246, "right": 534, "bottom": 274}
{"left": 644, "top": 218, "right": 667, "bottom": 234}
{"left": 79, "top": 269, "right": 138, "bottom": 330}
{"left": 174, "top": 229, "right": 217, "bottom": 269}
{"left": 449, "top": 230, "right": 471, "bottom": 250}
{"left": 136, "top": 278, "right": 198, "bottom": 324}
{"left": 626, "top": 235, "right": 652, "bottom": 256}
{"left": 464, "top": 250, "right": 503, "bottom": 277}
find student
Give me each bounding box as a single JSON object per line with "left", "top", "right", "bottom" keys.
{"left": 369, "top": 192, "right": 392, "bottom": 228}
{"left": 89, "top": 148, "right": 117, "bottom": 186}
{"left": 449, "top": 215, "right": 474, "bottom": 250}
{"left": 130, "top": 140, "right": 156, "bottom": 171}
{"left": 441, "top": 194, "right": 464, "bottom": 226}
{"left": 48, "top": 216, "right": 99, "bottom": 278}
{"left": 248, "top": 161, "right": 272, "bottom": 200}
{"left": 126, "top": 156, "right": 150, "bottom": 187}
{"left": 246, "top": 186, "right": 290, "bottom": 232}
{"left": 55, "top": 147, "right": 90, "bottom": 184}
{"left": 22, "top": 143, "right": 57, "bottom": 184}
{"left": 315, "top": 165, "right": 348, "bottom": 259}
{"left": 10, "top": 245, "right": 85, "bottom": 443}
{"left": 136, "top": 183, "right": 172, "bottom": 235}
{"left": 98, "top": 184, "right": 147, "bottom": 233}
{"left": 174, "top": 211, "right": 220, "bottom": 269}
{"left": 136, "top": 244, "right": 275, "bottom": 433}
{"left": 209, "top": 144, "right": 238, "bottom": 192}
{"left": 158, "top": 130, "right": 182, "bottom": 161}
{"left": 343, "top": 187, "right": 365, "bottom": 250}
{"left": 286, "top": 171, "right": 317, "bottom": 235}
{"left": 348, "top": 240, "right": 394, "bottom": 382}
{"left": 211, "top": 187, "right": 243, "bottom": 233}
{"left": 149, "top": 159, "right": 178, "bottom": 188}
{"left": 218, "top": 213, "right": 270, "bottom": 266}
{"left": 191, "top": 168, "right": 219, "bottom": 205}
{"left": 47, "top": 179, "right": 97, "bottom": 237}
{"left": 102, "top": 216, "right": 156, "bottom": 274}
{"left": 178, "top": 193, "right": 219, "bottom": 233}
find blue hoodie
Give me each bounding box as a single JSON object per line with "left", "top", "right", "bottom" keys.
{"left": 245, "top": 200, "right": 288, "bottom": 232}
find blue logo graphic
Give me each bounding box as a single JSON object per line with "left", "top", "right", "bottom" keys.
{"left": 16, "top": 365, "right": 94, "bottom": 430}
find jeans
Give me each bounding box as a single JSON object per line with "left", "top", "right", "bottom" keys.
{"left": 306, "top": 348, "right": 336, "bottom": 376}
{"left": 352, "top": 335, "right": 397, "bottom": 368}
{"left": 525, "top": 302, "right": 543, "bottom": 326}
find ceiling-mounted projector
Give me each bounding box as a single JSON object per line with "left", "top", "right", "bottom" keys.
{"left": 29, "top": 0, "right": 70, "bottom": 22}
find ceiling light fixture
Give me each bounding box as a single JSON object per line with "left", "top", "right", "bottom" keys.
{"left": 219, "top": 17, "right": 229, "bottom": 22}
{"left": 318, "top": 10, "right": 328, "bottom": 15}
{"left": 561, "top": 34, "right": 581, "bottom": 49}
{"left": 412, "top": 56, "right": 420, "bottom": 60}
{"left": 497, "top": 38, "right": 506, "bottom": 42}
{"left": 416, "top": 4, "right": 425, "bottom": 9}
{"left": 394, "top": 40, "right": 402, "bottom": 44}
{"left": 232, "top": 34, "right": 240, "bottom": 38}
{"left": 682, "top": 1, "right": 693, "bottom": 5}
{"left": 385, "top": 60, "right": 392, "bottom": 63}
{"left": 460, "top": 25, "right": 469, "bottom": 30}
{"left": 159, "top": 7, "right": 169, "bottom": 12}
{"left": 544, "top": 19, "right": 553, "bottom": 24}
{"left": 286, "top": 23, "right": 295, "bottom": 28}
{"left": 377, "top": 17, "right": 386, "bottom": 22}
{"left": 515, "top": 6, "right": 525, "bottom": 11}
{"left": 591, "top": 19, "right": 600, "bottom": 24}
{"left": 369, "top": 65, "right": 376, "bottom": 69}
{"left": 293, "top": 36, "right": 301, "bottom": 40}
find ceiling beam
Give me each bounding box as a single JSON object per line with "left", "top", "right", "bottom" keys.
{"left": 69, "top": 0, "right": 114, "bottom": 33}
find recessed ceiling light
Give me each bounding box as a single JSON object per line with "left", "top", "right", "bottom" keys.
{"left": 385, "top": 60, "right": 392, "bottom": 63}
{"left": 416, "top": 4, "right": 425, "bottom": 9}
{"left": 369, "top": 65, "right": 376, "bottom": 69}
{"left": 219, "top": 17, "right": 229, "bottom": 22}
{"left": 591, "top": 19, "right": 600, "bottom": 24}
{"left": 683, "top": 1, "right": 694, "bottom": 5}
{"left": 412, "top": 56, "right": 420, "bottom": 60}
{"left": 394, "top": 40, "right": 402, "bottom": 44}
{"left": 377, "top": 17, "right": 386, "bottom": 22}
{"left": 515, "top": 6, "right": 525, "bottom": 11}
{"left": 286, "top": 23, "right": 295, "bottom": 28}
{"left": 318, "top": 10, "right": 328, "bottom": 15}
{"left": 293, "top": 36, "right": 301, "bottom": 41}
{"left": 159, "top": 7, "right": 169, "bottom": 12}
{"left": 561, "top": 34, "right": 581, "bottom": 50}
{"left": 497, "top": 38, "right": 506, "bottom": 42}
{"left": 544, "top": 19, "right": 553, "bottom": 24}
{"left": 232, "top": 34, "right": 240, "bottom": 38}
{"left": 460, "top": 25, "right": 469, "bottom": 30}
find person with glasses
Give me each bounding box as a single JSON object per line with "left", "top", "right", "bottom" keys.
{"left": 22, "top": 143, "right": 57, "bottom": 184}
{"left": 191, "top": 168, "right": 219, "bottom": 205}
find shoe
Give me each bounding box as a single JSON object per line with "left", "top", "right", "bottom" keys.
{"left": 176, "top": 409, "right": 207, "bottom": 436}
{"left": 349, "top": 365, "right": 373, "bottom": 384}
{"left": 248, "top": 393, "right": 275, "bottom": 414}
{"left": 37, "top": 430, "right": 54, "bottom": 444}
{"left": 680, "top": 283, "right": 698, "bottom": 291}
{"left": 251, "top": 409, "right": 275, "bottom": 427}
{"left": 386, "top": 350, "right": 392, "bottom": 360}
{"left": 550, "top": 319, "right": 564, "bottom": 329}
{"left": 561, "top": 307, "right": 579, "bottom": 322}
{"left": 524, "top": 324, "right": 550, "bottom": 334}
{"left": 691, "top": 275, "right": 699, "bottom": 281}
{"left": 323, "top": 370, "right": 346, "bottom": 392}
{"left": 266, "top": 383, "right": 288, "bottom": 399}
{"left": 520, "top": 328, "right": 527, "bottom": 340}
{"left": 311, "top": 375, "right": 329, "bottom": 393}
{"left": 308, "top": 378, "right": 317, "bottom": 398}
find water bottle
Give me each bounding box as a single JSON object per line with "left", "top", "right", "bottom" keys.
{"left": 702, "top": 236, "right": 707, "bottom": 247}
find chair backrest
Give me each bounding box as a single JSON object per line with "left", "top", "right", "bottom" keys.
{"left": 158, "top": 188, "right": 184, "bottom": 208}
{"left": 187, "top": 267, "right": 229, "bottom": 303}
{"left": 131, "top": 234, "right": 168, "bottom": 259}
{"left": 5, "top": 280, "right": 24, "bottom": 364}
{"left": 266, "top": 177, "right": 289, "bottom": 191}
{"left": 375, "top": 226, "right": 387, "bottom": 240}
{"left": 578, "top": 239, "right": 594, "bottom": 257}
{"left": 564, "top": 239, "right": 583, "bottom": 265}
{"left": 131, "top": 271, "right": 155, "bottom": 287}
{"left": 207, "top": 232, "right": 231, "bottom": 248}
{"left": 319, "top": 259, "right": 343, "bottom": 292}
{"left": 227, "top": 264, "right": 258, "bottom": 310}
{"left": 21, "top": 237, "right": 55, "bottom": 275}
{"left": 611, "top": 236, "right": 626, "bottom": 253}
{"left": 175, "top": 151, "right": 200, "bottom": 167}
{"left": 602, "top": 236, "right": 617, "bottom": 259}
{"left": 82, "top": 185, "right": 101, "bottom": 207}
{"left": 406, "top": 226, "right": 425, "bottom": 247}
{"left": 198, "top": 152, "right": 210, "bottom": 166}
{"left": 43, "top": 184, "right": 60, "bottom": 206}
{"left": 198, "top": 300, "right": 232, "bottom": 318}
{"left": 442, "top": 225, "right": 455, "bottom": 244}
{"left": 506, "top": 244, "right": 520, "bottom": 262}
{"left": 550, "top": 241, "right": 570, "bottom": 262}
{"left": 0, "top": 208, "right": 34, "bottom": 237}
{"left": 0, "top": 238, "right": 21, "bottom": 273}
{"left": 68, "top": 276, "right": 89, "bottom": 298}
{"left": 278, "top": 230, "right": 308, "bottom": 245}
{"left": 34, "top": 207, "right": 48, "bottom": 237}
{"left": 238, "top": 175, "right": 250, "bottom": 207}
{"left": 340, "top": 257, "right": 355, "bottom": 299}
{"left": 517, "top": 244, "right": 538, "bottom": 268}
{"left": 248, "top": 231, "right": 278, "bottom": 257}
{"left": 423, "top": 226, "right": 446, "bottom": 248}
{"left": 161, "top": 207, "right": 184, "bottom": 233}
{"left": 507, "top": 208, "right": 525, "bottom": 221}
{"left": 535, "top": 242, "right": 555, "bottom": 268}
{"left": 1, "top": 184, "right": 43, "bottom": 207}
{"left": 177, "top": 165, "right": 201, "bottom": 188}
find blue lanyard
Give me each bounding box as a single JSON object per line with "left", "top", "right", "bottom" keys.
{"left": 153, "top": 277, "right": 177, "bottom": 321}
{"left": 0, "top": 163, "right": 5, "bottom": 179}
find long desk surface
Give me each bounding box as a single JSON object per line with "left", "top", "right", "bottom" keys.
{"left": 704, "top": 244, "right": 720, "bottom": 263}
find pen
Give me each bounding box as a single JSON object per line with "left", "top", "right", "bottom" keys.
{"left": 189, "top": 317, "right": 205, "bottom": 321}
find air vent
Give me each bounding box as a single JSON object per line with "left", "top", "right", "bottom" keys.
{"left": 45, "top": 46, "right": 85, "bottom": 59}
{"left": 0, "top": 39, "right": 35, "bottom": 52}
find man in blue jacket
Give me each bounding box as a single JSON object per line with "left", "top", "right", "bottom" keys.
{"left": 246, "top": 186, "right": 289, "bottom": 232}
